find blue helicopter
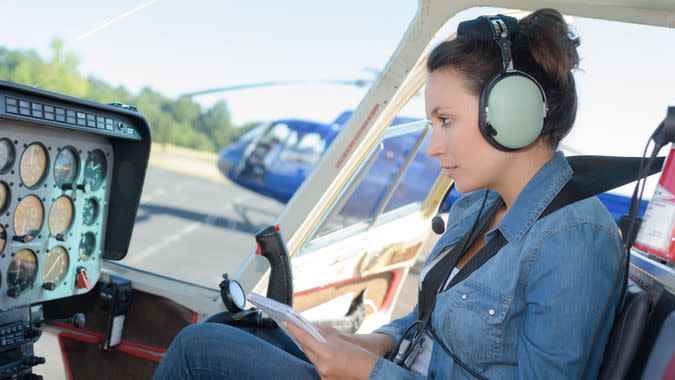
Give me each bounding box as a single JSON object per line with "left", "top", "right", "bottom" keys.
{"left": 217, "top": 111, "right": 647, "bottom": 224}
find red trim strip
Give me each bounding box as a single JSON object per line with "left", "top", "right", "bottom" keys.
{"left": 58, "top": 330, "right": 163, "bottom": 371}
{"left": 120, "top": 339, "right": 167, "bottom": 353}
{"left": 52, "top": 322, "right": 170, "bottom": 353}
{"left": 58, "top": 330, "right": 101, "bottom": 344}
{"left": 115, "top": 344, "right": 163, "bottom": 363}
{"left": 190, "top": 312, "right": 199, "bottom": 324}
{"left": 294, "top": 269, "right": 402, "bottom": 310}
{"left": 379, "top": 269, "right": 403, "bottom": 309}
{"left": 53, "top": 323, "right": 104, "bottom": 339}
{"left": 335, "top": 103, "right": 381, "bottom": 169}
{"left": 57, "top": 333, "right": 75, "bottom": 380}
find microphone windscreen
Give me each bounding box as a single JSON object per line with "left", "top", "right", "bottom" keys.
{"left": 431, "top": 215, "right": 445, "bottom": 235}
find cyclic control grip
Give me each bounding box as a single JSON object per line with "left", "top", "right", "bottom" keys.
{"left": 255, "top": 224, "right": 293, "bottom": 306}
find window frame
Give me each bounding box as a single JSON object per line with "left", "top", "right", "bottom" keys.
{"left": 301, "top": 120, "right": 432, "bottom": 252}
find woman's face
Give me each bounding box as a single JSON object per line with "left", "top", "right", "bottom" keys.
{"left": 425, "top": 68, "right": 507, "bottom": 193}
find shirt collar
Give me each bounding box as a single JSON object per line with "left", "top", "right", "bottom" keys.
{"left": 486, "top": 151, "right": 573, "bottom": 245}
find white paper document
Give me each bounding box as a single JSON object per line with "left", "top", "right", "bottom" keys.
{"left": 247, "top": 292, "right": 326, "bottom": 346}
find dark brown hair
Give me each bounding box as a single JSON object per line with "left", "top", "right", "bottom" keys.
{"left": 427, "top": 9, "right": 581, "bottom": 148}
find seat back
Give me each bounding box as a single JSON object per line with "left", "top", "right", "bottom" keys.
{"left": 599, "top": 279, "right": 650, "bottom": 380}
{"left": 641, "top": 311, "right": 675, "bottom": 380}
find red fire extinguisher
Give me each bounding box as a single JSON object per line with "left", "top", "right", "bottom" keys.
{"left": 633, "top": 146, "right": 675, "bottom": 262}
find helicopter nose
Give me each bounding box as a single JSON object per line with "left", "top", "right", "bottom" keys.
{"left": 218, "top": 158, "right": 233, "bottom": 176}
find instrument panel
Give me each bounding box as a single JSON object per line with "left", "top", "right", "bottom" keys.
{"left": 0, "top": 120, "right": 113, "bottom": 308}
{"left": 0, "top": 79, "right": 151, "bottom": 311}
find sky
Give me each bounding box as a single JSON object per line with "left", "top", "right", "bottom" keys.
{"left": 1, "top": 0, "right": 675, "bottom": 195}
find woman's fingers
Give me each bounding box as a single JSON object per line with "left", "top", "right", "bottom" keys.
{"left": 286, "top": 322, "right": 325, "bottom": 358}
{"left": 317, "top": 325, "right": 340, "bottom": 337}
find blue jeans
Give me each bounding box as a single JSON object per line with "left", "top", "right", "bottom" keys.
{"left": 152, "top": 323, "right": 320, "bottom": 379}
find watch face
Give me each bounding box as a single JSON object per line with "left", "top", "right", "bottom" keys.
{"left": 229, "top": 280, "right": 246, "bottom": 309}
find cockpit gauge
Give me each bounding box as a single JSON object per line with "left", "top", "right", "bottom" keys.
{"left": 42, "top": 246, "right": 69, "bottom": 286}
{"left": 13, "top": 195, "right": 44, "bottom": 241}
{"left": 0, "top": 138, "right": 15, "bottom": 173}
{"left": 82, "top": 197, "right": 99, "bottom": 226}
{"left": 7, "top": 249, "right": 38, "bottom": 292}
{"left": 48, "top": 196, "right": 74, "bottom": 235}
{"left": 54, "top": 147, "right": 79, "bottom": 187}
{"left": 19, "top": 143, "right": 48, "bottom": 188}
{"left": 79, "top": 232, "right": 96, "bottom": 260}
{"left": 83, "top": 149, "right": 107, "bottom": 191}
{"left": 0, "top": 181, "right": 9, "bottom": 212}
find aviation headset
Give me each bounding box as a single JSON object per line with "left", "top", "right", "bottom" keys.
{"left": 459, "top": 14, "right": 548, "bottom": 151}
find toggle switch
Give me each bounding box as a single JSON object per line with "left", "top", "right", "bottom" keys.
{"left": 12, "top": 235, "right": 31, "bottom": 243}
{"left": 76, "top": 183, "right": 92, "bottom": 193}
{"left": 75, "top": 267, "right": 93, "bottom": 290}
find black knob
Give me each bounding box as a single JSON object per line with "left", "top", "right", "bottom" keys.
{"left": 7, "top": 288, "right": 20, "bottom": 298}
{"left": 60, "top": 183, "right": 75, "bottom": 190}
{"left": 72, "top": 313, "right": 86, "bottom": 328}
{"left": 25, "top": 355, "right": 46, "bottom": 366}
{"left": 55, "top": 234, "right": 66, "bottom": 242}
{"left": 42, "top": 282, "right": 56, "bottom": 291}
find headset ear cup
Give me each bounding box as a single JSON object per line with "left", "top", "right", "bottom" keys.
{"left": 481, "top": 73, "right": 546, "bottom": 151}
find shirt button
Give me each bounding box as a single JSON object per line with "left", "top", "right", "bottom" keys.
{"left": 461, "top": 294, "right": 467, "bottom": 300}
{"left": 488, "top": 308, "right": 496, "bottom": 316}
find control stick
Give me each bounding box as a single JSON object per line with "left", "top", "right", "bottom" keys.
{"left": 255, "top": 224, "right": 293, "bottom": 306}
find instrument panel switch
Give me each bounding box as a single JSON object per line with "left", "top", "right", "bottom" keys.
{"left": 76, "top": 183, "right": 92, "bottom": 193}
{"left": 12, "top": 235, "right": 31, "bottom": 243}
{"left": 75, "top": 267, "right": 93, "bottom": 290}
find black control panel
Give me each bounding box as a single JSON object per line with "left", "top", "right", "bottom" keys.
{"left": 0, "top": 306, "right": 42, "bottom": 380}
{"left": 0, "top": 323, "right": 27, "bottom": 350}
{"left": 2, "top": 95, "right": 141, "bottom": 141}
{"left": 0, "top": 342, "right": 34, "bottom": 380}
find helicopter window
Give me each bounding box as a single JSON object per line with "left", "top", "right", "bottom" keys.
{"left": 278, "top": 132, "right": 325, "bottom": 165}
{"left": 381, "top": 133, "right": 439, "bottom": 214}
{"left": 313, "top": 122, "right": 428, "bottom": 239}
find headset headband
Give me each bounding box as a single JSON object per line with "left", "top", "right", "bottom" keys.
{"left": 457, "top": 14, "right": 519, "bottom": 71}
{"left": 488, "top": 17, "right": 514, "bottom": 70}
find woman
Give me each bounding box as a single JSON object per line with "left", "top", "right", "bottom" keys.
{"left": 153, "top": 9, "right": 623, "bottom": 379}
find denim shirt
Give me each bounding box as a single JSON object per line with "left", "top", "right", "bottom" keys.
{"left": 370, "top": 152, "right": 624, "bottom": 379}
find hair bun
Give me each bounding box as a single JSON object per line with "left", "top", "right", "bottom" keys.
{"left": 514, "top": 8, "right": 580, "bottom": 88}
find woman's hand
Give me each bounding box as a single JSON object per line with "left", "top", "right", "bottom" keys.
{"left": 286, "top": 322, "right": 378, "bottom": 380}
{"left": 340, "top": 330, "right": 394, "bottom": 358}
